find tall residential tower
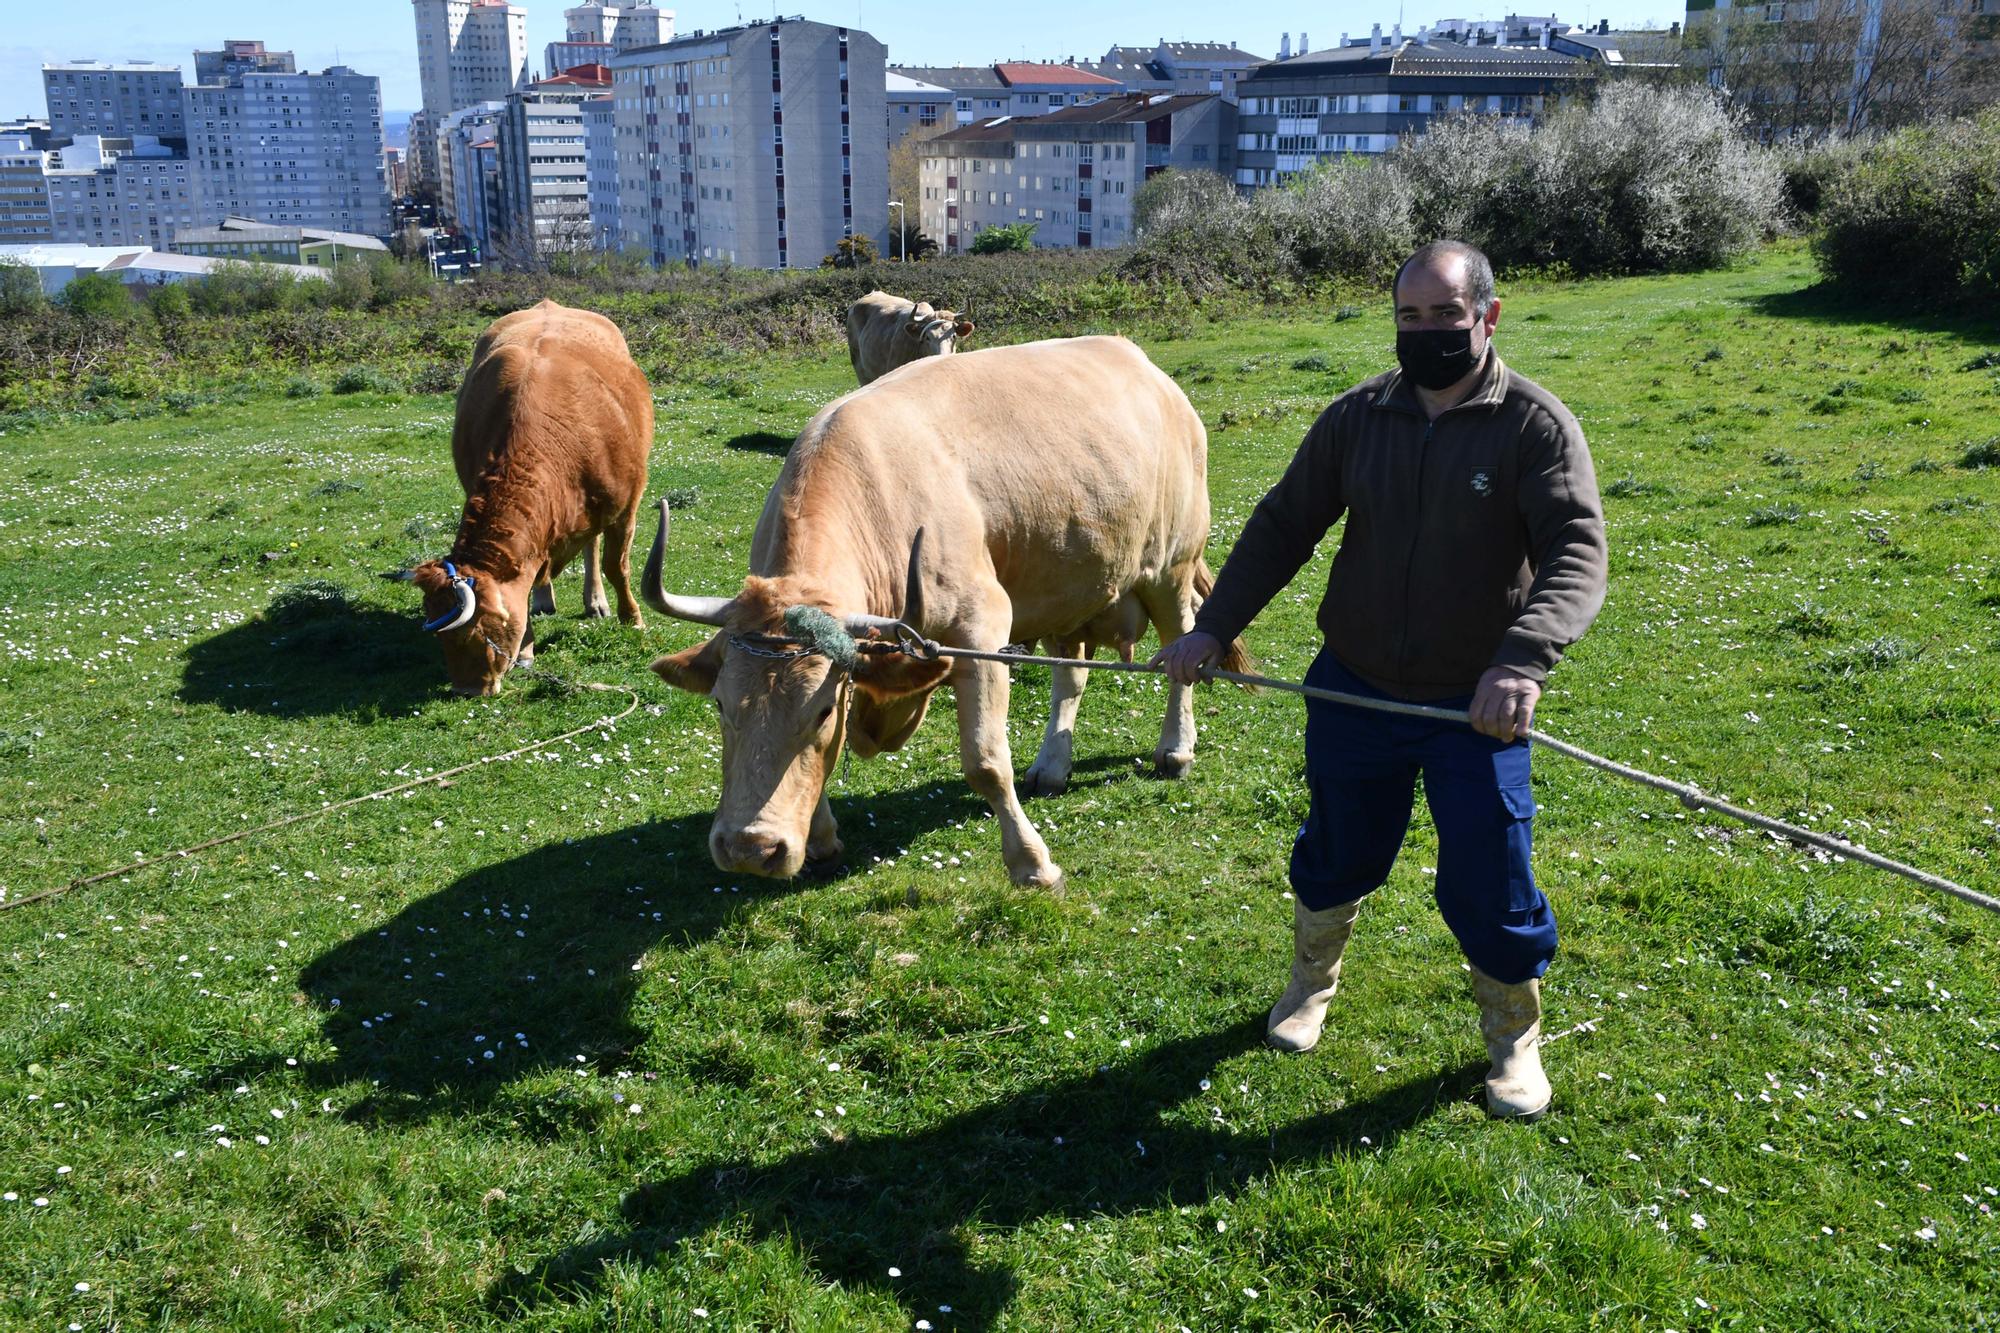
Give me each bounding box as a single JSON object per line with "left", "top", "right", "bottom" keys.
{"left": 411, "top": 0, "right": 531, "bottom": 181}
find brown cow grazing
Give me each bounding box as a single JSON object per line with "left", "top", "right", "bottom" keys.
{"left": 644, "top": 334, "right": 1247, "bottom": 886}
{"left": 412, "top": 299, "right": 653, "bottom": 696}
{"left": 844, "top": 290, "right": 975, "bottom": 385}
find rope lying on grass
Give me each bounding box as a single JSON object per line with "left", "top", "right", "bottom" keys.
{"left": 0, "top": 683, "right": 639, "bottom": 914}
{"left": 11, "top": 625, "right": 1990, "bottom": 919}
{"left": 873, "top": 634, "right": 1998, "bottom": 917}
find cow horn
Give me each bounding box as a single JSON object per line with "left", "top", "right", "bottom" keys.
{"left": 844, "top": 527, "right": 925, "bottom": 637}
{"left": 641, "top": 496, "right": 733, "bottom": 626}
{"left": 422, "top": 572, "right": 477, "bottom": 634}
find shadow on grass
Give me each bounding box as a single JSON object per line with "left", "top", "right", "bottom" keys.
{"left": 725, "top": 429, "right": 794, "bottom": 455}
{"left": 281, "top": 770, "right": 1004, "bottom": 1117}
{"left": 488, "top": 1024, "right": 1479, "bottom": 1327}
{"left": 1747, "top": 284, "right": 2000, "bottom": 346}
{"left": 180, "top": 608, "right": 441, "bottom": 719}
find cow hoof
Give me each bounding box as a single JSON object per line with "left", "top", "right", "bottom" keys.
{"left": 530, "top": 589, "right": 557, "bottom": 616}
{"left": 584, "top": 603, "right": 613, "bottom": 620}
{"left": 1152, "top": 751, "right": 1194, "bottom": 780}
{"left": 1019, "top": 764, "right": 1070, "bottom": 798}
{"left": 1011, "top": 861, "right": 1065, "bottom": 888}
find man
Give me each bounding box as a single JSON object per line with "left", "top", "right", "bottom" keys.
{"left": 1156, "top": 240, "right": 1607, "bottom": 1120}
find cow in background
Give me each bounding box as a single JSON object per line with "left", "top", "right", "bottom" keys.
{"left": 412, "top": 300, "right": 653, "bottom": 696}
{"left": 844, "top": 291, "right": 975, "bottom": 385}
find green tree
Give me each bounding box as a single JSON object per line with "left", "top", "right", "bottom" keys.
{"left": 969, "top": 222, "right": 1037, "bottom": 255}
{"left": 820, "top": 232, "right": 878, "bottom": 269}
{"left": 58, "top": 271, "right": 136, "bottom": 322}
{"left": 0, "top": 260, "right": 44, "bottom": 318}
{"left": 145, "top": 281, "right": 191, "bottom": 321}
{"left": 887, "top": 227, "right": 938, "bottom": 261}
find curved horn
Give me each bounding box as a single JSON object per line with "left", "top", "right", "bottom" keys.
{"left": 422, "top": 574, "right": 477, "bottom": 634}
{"left": 641, "top": 496, "right": 734, "bottom": 626}
{"left": 844, "top": 527, "right": 925, "bottom": 637}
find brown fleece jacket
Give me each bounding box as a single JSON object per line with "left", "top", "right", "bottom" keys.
{"left": 1192, "top": 351, "right": 1607, "bottom": 701}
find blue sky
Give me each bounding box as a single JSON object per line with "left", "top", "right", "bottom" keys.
{"left": 2, "top": 1, "right": 1682, "bottom": 117}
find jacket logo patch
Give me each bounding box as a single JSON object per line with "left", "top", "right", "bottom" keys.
{"left": 1469, "top": 467, "right": 1495, "bottom": 498}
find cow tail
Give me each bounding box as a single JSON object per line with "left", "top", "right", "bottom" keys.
{"left": 1191, "top": 557, "right": 1257, "bottom": 685}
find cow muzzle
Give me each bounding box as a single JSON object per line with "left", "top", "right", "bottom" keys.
{"left": 712, "top": 824, "right": 804, "bottom": 879}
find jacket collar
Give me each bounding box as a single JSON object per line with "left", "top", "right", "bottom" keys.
{"left": 1374, "top": 348, "right": 1510, "bottom": 418}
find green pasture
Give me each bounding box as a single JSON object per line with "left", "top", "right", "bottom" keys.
{"left": 1, "top": 246, "right": 1996, "bottom": 1329}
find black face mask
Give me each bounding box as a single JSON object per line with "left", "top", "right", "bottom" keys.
{"left": 1395, "top": 326, "right": 1481, "bottom": 391}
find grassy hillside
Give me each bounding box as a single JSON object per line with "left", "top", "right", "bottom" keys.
{"left": 1, "top": 245, "right": 1995, "bottom": 1330}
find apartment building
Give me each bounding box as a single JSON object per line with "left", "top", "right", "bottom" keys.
{"left": 411, "top": 0, "right": 531, "bottom": 181}
{"left": 564, "top": 3, "right": 670, "bottom": 48}
{"left": 893, "top": 62, "right": 1126, "bottom": 126}
{"left": 497, "top": 66, "right": 610, "bottom": 258}
{"left": 584, "top": 96, "right": 619, "bottom": 247}
{"left": 920, "top": 93, "right": 1235, "bottom": 253}
{"left": 194, "top": 40, "right": 296, "bottom": 85}
{"left": 435, "top": 101, "right": 507, "bottom": 244}
{"left": 1084, "top": 41, "right": 1268, "bottom": 101}
{"left": 184, "top": 66, "right": 391, "bottom": 237}
{"left": 0, "top": 133, "right": 54, "bottom": 243}
{"left": 887, "top": 72, "right": 953, "bottom": 146}
{"left": 41, "top": 60, "right": 186, "bottom": 141}
{"left": 608, "top": 18, "right": 887, "bottom": 269}
{"left": 1233, "top": 37, "right": 1587, "bottom": 187}
{"left": 43, "top": 135, "right": 197, "bottom": 248}
{"left": 546, "top": 40, "right": 615, "bottom": 78}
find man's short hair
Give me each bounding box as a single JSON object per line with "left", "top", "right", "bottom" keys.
{"left": 1395, "top": 240, "right": 1497, "bottom": 317}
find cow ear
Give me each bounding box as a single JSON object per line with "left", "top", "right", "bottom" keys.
{"left": 954, "top": 320, "right": 975, "bottom": 338}
{"left": 410, "top": 560, "right": 449, "bottom": 594}
{"left": 852, "top": 650, "right": 952, "bottom": 701}
{"left": 651, "top": 632, "right": 725, "bottom": 696}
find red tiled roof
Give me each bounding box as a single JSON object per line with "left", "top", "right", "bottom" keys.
{"left": 993, "top": 62, "right": 1123, "bottom": 87}
{"left": 542, "top": 64, "right": 613, "bottom": 86}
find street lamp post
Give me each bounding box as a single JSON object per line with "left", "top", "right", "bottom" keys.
{"left": 888, "top": 199, "right": 905, "bottom": 264}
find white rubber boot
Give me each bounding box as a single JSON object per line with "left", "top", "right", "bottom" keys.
{"left": 1266, "top": 898, "right": 1362, "bottom": 1053}
{"left": 1470, "top": 965, "right": 1552, "bottom": 1120}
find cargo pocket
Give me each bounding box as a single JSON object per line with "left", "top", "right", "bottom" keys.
{"left": 1497, "top": 781, "right": 1539, "bottom": 911}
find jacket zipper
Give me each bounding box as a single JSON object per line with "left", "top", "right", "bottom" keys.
{"left": 1393, "top": 417, "right": 1435, "bottom": 684}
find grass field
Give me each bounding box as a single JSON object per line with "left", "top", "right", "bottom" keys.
{"left": 1, "top": 244, "right": 1997, "bottom": 1330}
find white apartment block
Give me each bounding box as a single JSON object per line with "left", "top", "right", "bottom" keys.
{"left": 0, "top": 134, "right": 54, "bottom": 243}
{"left": 42, "top": 61, "right": 186, "bottom": 141}
{"left": 920, "top": 94, "right": 1235, "bottom": 253}
{"left": 44, "top": 135, "right": 197, "bottom": 249}
{"left": 498, "top": 69, "right": 609, "bottom": 258}
{"left": 564, "top": 3, "right": 670, "bottom": 48}
{"left": 411, "top": 0, "right": 531, "bottom": 180}
{"left": 886, "top": 72, "right": 952, "bottom": 147}
{"left": 583, "top": 96, "right": 619, "bottom": 248}
{"left": 183, "top": 67, "right": 391, "bottom": 238}
{"left": 609, "top": 18, "right": 888, "bottom": 269}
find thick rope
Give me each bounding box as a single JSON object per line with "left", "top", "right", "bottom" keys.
{"left": 1, "top": 683, "right": 639, "bottom": 914}
{"left": 917, "top": 642, "right": 1998, "bottom": 917}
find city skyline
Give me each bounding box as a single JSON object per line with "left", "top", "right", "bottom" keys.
{"left": 0, "top": 0, "right": 1684, "bottom": 118}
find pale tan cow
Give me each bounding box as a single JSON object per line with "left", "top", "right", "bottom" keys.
{"left": 412, "top": 300, "right": 653, "bottom": 696}
{"left": 643, "top": 335, "right": 1248, "bottom": 886}
{"left": 844, "top": 290, "right": 975, "bottom": 385}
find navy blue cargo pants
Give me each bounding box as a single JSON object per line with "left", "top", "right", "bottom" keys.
{"left": 1289, "top": 651, "right": 1557, "bottom": 984}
